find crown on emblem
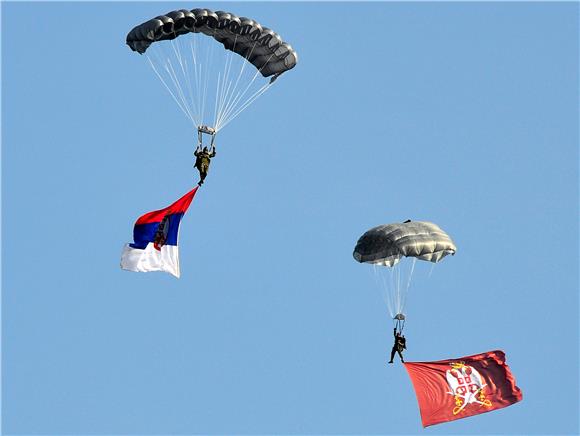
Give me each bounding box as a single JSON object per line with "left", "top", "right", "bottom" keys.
{"left": 450, "top": 361, "right": 466, "bottom": 370}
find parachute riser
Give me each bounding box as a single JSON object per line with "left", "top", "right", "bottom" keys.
{"left": 197, "top": 125, "right": 217, "bottom": 148}
{"left": 394, "top": 319, "right": 405, "bottom": 335}
{"left": 394, "top": 313, "right": 405, "bottom": 335}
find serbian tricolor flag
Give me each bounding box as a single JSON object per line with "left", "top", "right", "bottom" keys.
{"left": 120, "top": 187, "right": 198, "bottom": 278}
{"left": 404, "top": 350, "right": 523, "bottom": 427}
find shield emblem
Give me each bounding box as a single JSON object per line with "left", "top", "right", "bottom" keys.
{"left": 153, "top": 215, "right": 170, "bottom": 251}
{"left": 446, "top": 363, "right": 491, "bottom": 415}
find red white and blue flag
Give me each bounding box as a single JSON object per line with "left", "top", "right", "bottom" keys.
{"left": 120, "top": 187, "right": 198, "bottom": 278}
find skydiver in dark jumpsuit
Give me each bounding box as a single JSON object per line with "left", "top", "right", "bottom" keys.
{"left": 194, "top": 145, "right": 216, "bottom": 186}
{"left": 388, "top": 328, "right": 406, "bottom": 364}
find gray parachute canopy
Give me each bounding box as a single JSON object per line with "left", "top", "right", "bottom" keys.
{"left": 126, "top": 8, "right": 297, "bottom": 77}
{"left": 353, "top": 221, "right": 457, "bottom": 267}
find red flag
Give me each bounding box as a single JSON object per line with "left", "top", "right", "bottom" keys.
{"left": 404, "top": 350, "right": 523, "bottom": 427}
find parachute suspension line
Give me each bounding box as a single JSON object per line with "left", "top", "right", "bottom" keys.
{"left": 214, "top": 40, "right": 261, "bottom": 131}
{"left": 221, "top": 49, "right": 278, "bottom": 123}
{"left": 146, "top": 39, "right": 214, "bottom": 129}
{"left": 214, "top": 39, "right": 259, "bottom": 130}
{"left": 189, "top": 38, "right": 203, "bottom": 126}
{"left": 377, "top": 266, "right": 389, "bottom": 310}
{"left": 222, "top": 35, "right": 251, "bottom": 120}
{"left": 213, "top": 35, "right": 240, "bottom": 131}
{"left": 428, "top": 261, "right": 436, "bottom": 278}
{"left": 210, "top": 25, "right": 246, "bottom": 132}
{"left": 215, "top": 48, "right": 277, "bottom": 132}
{"left": 398, "top": 262, "right": 404, "bottom": 314}
{"left": 371, "top": 260, "right": 419, "bottom": 320}
{"left": 406, "top": 257, "right": 417, "bottom": 291}
{"left": 400, "top": 257, "right": 417, "bottom": 317}
{"left": 216, "top": 73, "right": 273, "bottom": 131}
{"left": 372, "top": 264, "right": 393, "bottom": 317}
{"left": 171, "top": 41, "right": 195, "bottom": 127}
{"left": 161, "top": 41, "right": 198, "bottom": 125}
{"left": 190, "top": 35, "right": 212, "bottom": 129}
{"left": 144, "top": 30, "right": 279, "bottom": 135}
{"left": 213, "top": 71, "right": 223, "bottom": 132}
{"left": 164, "top": 55, "right": 199, "bottom": 126}
{"left": 213, "top": 62, "right": 226, "bottom": 129}
{"left": 185, "top": 33, "right": 216, "bottom": 131}
{"left": 389, "top": 267, "right": 398, "bottom": 318}
{"left": 218, "top": 80, "right": 272, "bottom": 132}
{"left": 200, "top": 32, "right": 217, "bottom": 130}
{"left": 214, "top": 35, "right": 256, "bottom": 131}
{"left": 212, "top": 28, "right": 230, "bottom": 128}
{"left": 388, "top": 265, "right": 396, "bottom": 316}
{"left": 394, "top": 262, "right": 402, "bottom": 317}
{"left": 146, "top": 54, "right": 197, "bottom": 128}
{"left": 387, "top": 264, "right": 399, "bottom": 319}
{"left": 170, "top": 39, "right": 200, "bottom": 129}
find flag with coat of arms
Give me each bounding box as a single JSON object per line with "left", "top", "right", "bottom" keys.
{"left": 120, "top": 187, "right": 198, "bottom": 278}
{"left": 404, "top": 350, "right": 523, "bottom": 427}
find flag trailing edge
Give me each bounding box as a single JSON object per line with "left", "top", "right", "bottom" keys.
{"left": 120, "top": 187, "right": 199, "bottom": 278}
{"left": 404, "top": 350, "right": 523, "bottom": 427}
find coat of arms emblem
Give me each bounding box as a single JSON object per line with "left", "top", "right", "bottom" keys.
{"left": 446, "top": 361, "right": 492, "bottom": 415}
{"left": 153, "top": 215, "right": 170, "bottom": 251}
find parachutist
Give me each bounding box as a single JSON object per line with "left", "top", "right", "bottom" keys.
{"left": 388, "top": 328, "right": 406, "bottom": 364}
{"left": 194, "top": 144, "right": 216, "bottom": 186}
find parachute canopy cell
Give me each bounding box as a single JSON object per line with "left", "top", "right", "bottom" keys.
{"left": 126, "top": 8, "right": 298, "bottom": 77}
{"left": 353, "top": 221, "right": 456, "bottom": 267}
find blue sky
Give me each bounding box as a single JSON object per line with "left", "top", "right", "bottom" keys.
{"left": 2, "top": 2, "right": 578, "bottom": 435}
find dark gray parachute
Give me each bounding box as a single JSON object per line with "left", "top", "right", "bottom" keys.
{"left": 353, "top": 221, "right": 457, "bottom": 267}
{"left": 126, "top": 8, "right": 297, "bottom": 77}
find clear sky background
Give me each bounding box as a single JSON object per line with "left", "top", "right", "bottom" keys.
{"left": 2, "top": 2, "right": 578, "bottom": 435}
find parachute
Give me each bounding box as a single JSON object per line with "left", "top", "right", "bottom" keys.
{"left": 353, "top": 221, "right": 456, "bottom": 331}
{"left": 126, "top": 8, "right": 297, "bottom": 144}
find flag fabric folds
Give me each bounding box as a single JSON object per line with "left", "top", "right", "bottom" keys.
{"left": 404, "top": 350, "right": 523, "bottom": 427}
{"left": 120, "top": 187, "right": 198, "bottom": 278}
